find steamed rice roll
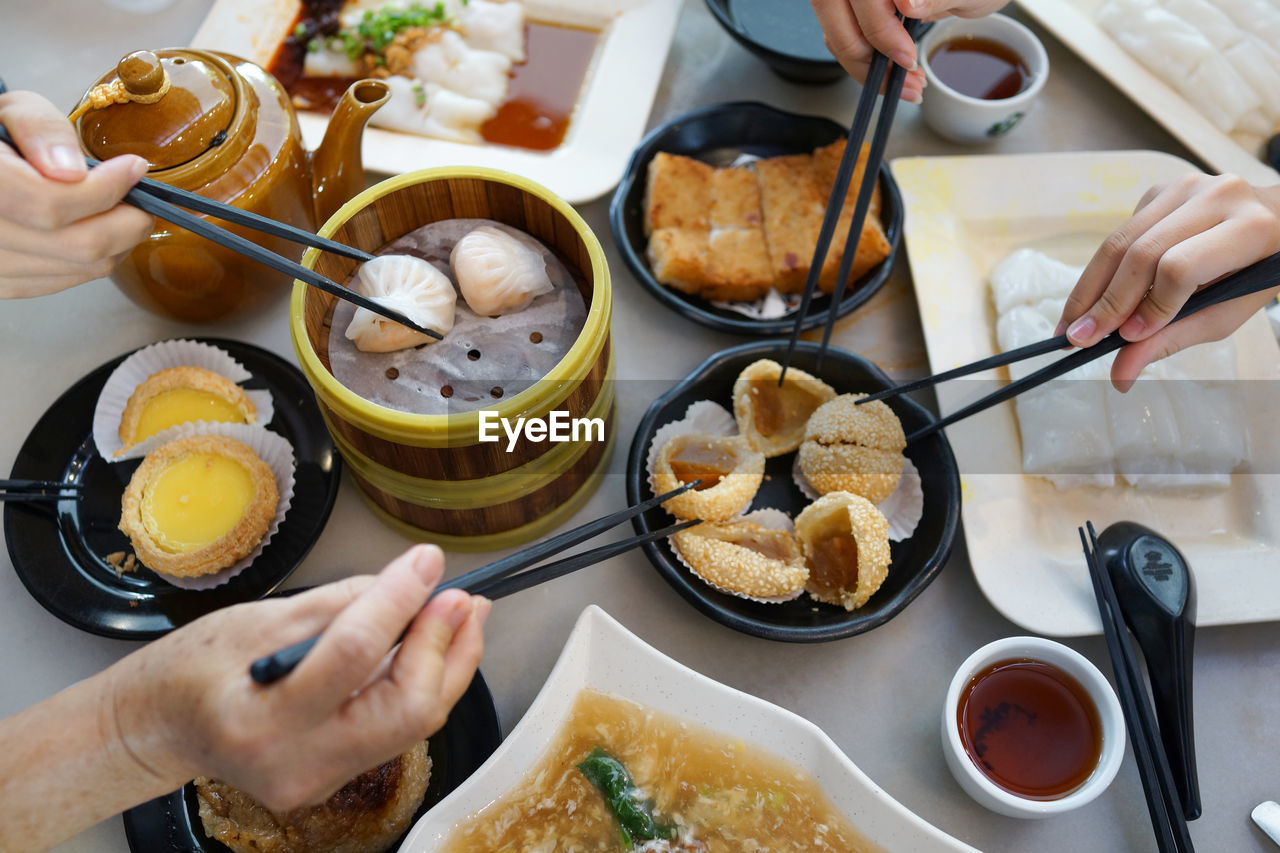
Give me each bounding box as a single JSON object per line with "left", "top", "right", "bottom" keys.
{"left": 411, "top": 30, "right": 512, "bottom": 107}
{"left": 1015, "top": 379, "right": 1116, "bottom": 490}
{"left": 458, "top": 0, "right": 526, "bottom": 61}
{"left": 990, "top": 249, "right": 1081, "bottom": 315}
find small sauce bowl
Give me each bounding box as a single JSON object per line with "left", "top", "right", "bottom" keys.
{"left": 918, "top": 13, "right": 1049, "bottom": 144}
{"left": 941, "top": 636, "right": 1125, "bottom": 818}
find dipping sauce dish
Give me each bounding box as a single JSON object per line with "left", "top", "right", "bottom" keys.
{"left": 943, "top": 636, "right": 1125, "bottom": 818}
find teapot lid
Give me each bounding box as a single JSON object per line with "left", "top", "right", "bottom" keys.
{"left": 77, "top": 50, "right": 238, "bottom": 170}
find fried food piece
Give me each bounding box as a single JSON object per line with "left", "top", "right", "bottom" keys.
{"left": 646, "top": 227, "right": 712, "bottom": 295}
{"left": 653, "top": 433, "right": 764, "bottom": 522}
{"left": 795, "top": 491, "right": 891, "bottom": 611}
{"left": 754, "top": 154, "right": 826, "bottom": 293}
{"left": 643, "top": 152, "right": 713, "bottom": 236}
{"left": 810, "top": 139, "right": 893, "bottom": 293}
{"left": 811, "top": 138, "right": 882, "bottom": 220}
{"left": 705, "top": 167, "right": 774, "bottom": 301}
{"left": 119, "top": 435, "right": 277, "bottom": 578}
{"left": 798, "top": 393, "right": 907, "bottom": 504}
{"left": 673, "top": 520, "right": 808, "bottom": 599}
{"left": 732, "top": 359, "right": 836, "bottom": 457}
{"left": 195, "top": 741, "right": 432, "bottom": 853}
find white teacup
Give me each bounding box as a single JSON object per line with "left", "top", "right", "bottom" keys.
{"left": 919, "top": 13, "right": 1049, "bottom": 144}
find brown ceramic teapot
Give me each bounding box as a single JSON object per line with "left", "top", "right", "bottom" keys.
{"left": 74, "top": 49, "right": 388, "bottom": 322}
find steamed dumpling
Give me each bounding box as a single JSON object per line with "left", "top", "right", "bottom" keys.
{"left": 346, "top": 254, "right": 457, "bottom": 353}
{"left": 450, "top": 226, "right": 555, "bottom": 315}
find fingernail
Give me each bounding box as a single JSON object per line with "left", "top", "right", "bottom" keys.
{"left": 127, "top": 155, "right": 148, "bottom": 183}
{"left": 1119, "top": 314, "right": 1146, "bottom": 339}
{"left": 447, "top": 598, "right": 471, "bottom": 632}
{"left": 48, "top": 145, "right": 85, "bottom": 175}
{"left": 1067, "top": 315, "right": 1096, "bottom": 342}
{"left": 907, "top": 90, "right": 923, "bottom": 105}
{"left": 890, "top": 51, "right": 915, "bottom": 70}
{"left": 475, "top": 597, "right": 492, "bottom": 628}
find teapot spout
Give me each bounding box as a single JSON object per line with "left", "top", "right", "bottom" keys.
{"left": 310, "top": 79, "right": 390, "bottom": 225}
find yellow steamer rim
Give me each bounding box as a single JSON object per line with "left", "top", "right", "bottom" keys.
{"left": 289, "top": 167, "right": 614, "bottom": 549}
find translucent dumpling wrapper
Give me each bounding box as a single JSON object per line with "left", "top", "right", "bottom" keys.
{"left": 451, "top": 225, "right": 555, "bottom": 315}
{"left": 345, "top": 254, "right": 457, "bottom": 353}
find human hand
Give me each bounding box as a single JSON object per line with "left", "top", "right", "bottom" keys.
{"left": 0, "top": 90, "right": 153, "bottom": 298}
{"left": 1057, "top": 174, "right": 1280, "bottom": 391}
{"left": 809, "top": 0, "right": 1008, "bottom": 101}
{"left": 106, "top": 545, "right": 488, "bottom": 812}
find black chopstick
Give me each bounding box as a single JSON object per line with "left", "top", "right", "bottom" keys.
{"left": 779, "top": 17, "right": 920, "bottom": 384}
{"left": 0, "top": 124, "right": 433, "bottom": 339}
{"left": 898, "top": 249, "right": 1280, "bottom": 443}
{"left": 248, "top": 480, "right": 703, "bottom": 684}
{"left": 1081, "top": 523, "right": 1195, "bottom": 853}
{"left": 815, "top": 17, "right": 924, "bottom": 374}
{"left": 0, "top": 479, "right": 84, "bottom": 502}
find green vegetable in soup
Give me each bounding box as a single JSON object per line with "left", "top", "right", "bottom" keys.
{"left": 576, "top": 747, "right": 676, "bottom": 846}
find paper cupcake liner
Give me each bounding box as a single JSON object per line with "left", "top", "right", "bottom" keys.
{"left": 668, "top": 508, "right": 804, "bottom": 605}
{"left": 130, "top": 422, "right": 297, "bottom": 591}
{"left": 792, "top": 456, "right": 923, "bottom": 542}
{"left": 93, "top": 339, "right": 277, "bottom": 461}
{"left": 710, "top": 287, "right": 802, "bottom": 320}
{"left": 645, "top": 400, "right": 738, "bottom": 496}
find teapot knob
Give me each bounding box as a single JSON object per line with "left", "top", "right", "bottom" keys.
{"left": 118, "top": 51, "right": 167, "bottom": 97}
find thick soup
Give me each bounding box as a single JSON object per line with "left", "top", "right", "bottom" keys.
{"left": 440, "top": 690, "right": 882, "bottom": 852}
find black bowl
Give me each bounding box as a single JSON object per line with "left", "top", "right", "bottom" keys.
{"left": 704, "top": 0, "right": 844, "bottom": 84}
{"left": 625, "top": 341, "right": 961, "bottom": 642}
{"left": 609, "top": 101, "right": 903, "bottom": 337}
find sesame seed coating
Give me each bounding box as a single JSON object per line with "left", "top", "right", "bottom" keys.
{"left": 653, "top": 434, "right": 764, "bottom": 521}
{"left": 732, "top": 359, "right": 836, "bottom": 458}
{"left": 800, "top": 393, "right": 906, "bottom": 503}
{"left": 673, "top": 521, "right": 809, "bottom": 598}
{"left": 795, "top": 491, "right": 891, "bottom": 611}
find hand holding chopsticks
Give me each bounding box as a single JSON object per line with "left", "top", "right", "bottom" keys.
{"left": 249, "top": 482, "right": 704, "bottom": 685}
{"left": 1080, "top": 522, "right": 1195, "bottom": 853}
{"left": 779, "top": 16, "right": 923, "bottom": 384}
{"left": 865, "top": 248, "right": 1280, "bottom": 444}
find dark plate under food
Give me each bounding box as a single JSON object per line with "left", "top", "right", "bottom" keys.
{"left": 3, "top": 338, "right": 341, "bottom": 640}
{"left": 609, "top": 101, "right": 904, "bottom": 337}
{"left": 122, "top": 670, "right": 502, "bottom": 852}
{"left": 704, "top": 0, "right": 845, "bottom": 84}
{"left": 625, "top": 341, "right": 961, "bottom": 642}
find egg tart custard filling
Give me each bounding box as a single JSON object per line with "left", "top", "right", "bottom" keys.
{"left": 120, "top": 435, "right": 278, "bottom": 578}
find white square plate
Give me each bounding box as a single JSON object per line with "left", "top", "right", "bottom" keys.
{"left": 401, "top": 605, "right": 977, "bottom": 851}
{"left": 191, "top": 0, "right": 680, "bottom": 203}
{"left": 892, "top": 150, "right": 1280, "bottom": 637}
{"left": 1016, "top": 0, "right": 1278, "bottom": 187}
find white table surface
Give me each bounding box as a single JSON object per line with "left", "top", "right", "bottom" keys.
{"left": 2, "top": 2, "right": 1279, "bottom": 851}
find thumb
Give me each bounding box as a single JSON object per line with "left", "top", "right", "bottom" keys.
{"left": 0, "top": 91, "right": 88, "bottom": 181}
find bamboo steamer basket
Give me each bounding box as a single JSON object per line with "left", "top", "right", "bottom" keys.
{"left": 290, "top": 167, "right": 614, "bottom": 552}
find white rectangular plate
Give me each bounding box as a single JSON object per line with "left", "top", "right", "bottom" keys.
{"left": 402, "top": 606, "right": 977, "bottom": 852}
{"left": 892, "top": 150, "right": 1280, "bottom": 637}
{"left": 1017, "top": 0, "right": 1279, "bottom": 187}
{"left": 191, "top": 0, "right": 680, "bottom": 203}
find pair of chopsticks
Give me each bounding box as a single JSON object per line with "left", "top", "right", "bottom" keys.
{"left": 0, "top": 478, "right": 83, "bottom": 503}
{"left": 0, "top": 76, "right": 435, "bottom": 340}
{"left": 863, "top": 249, "right": 1280, "bottom": 444}
{"left": 249, "top": 481, "right": 702, "bottom": 684}
{"left": 779, "top": 16, "right": 924, "bottom": 383}
{"left": 1080, "top": 522, "right": 1195, "bottom": 853}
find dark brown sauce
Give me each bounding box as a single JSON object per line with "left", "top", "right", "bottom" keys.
{"left": 928, "top": 36, "right": 1028, "bottom": 100}
{"left": 481, "top": 22, "right": 597, "bottom": 150}
{"left": 957, "top": 658, "right": 1102, "bottom": 799}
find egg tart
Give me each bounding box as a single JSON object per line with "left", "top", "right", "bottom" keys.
{"left": 797, "top": 393, "right": 906, "bottom": 504}
{"left": 653, "top": 434, "right": 764, "bottom": 521}
{"left": 795, "top": 492, "right": 891, "bottom": 611}
{"left": 119, "top": 435, "right": 278, "bottom": 578}
{"left": 732, "top": 359, "right": 835, "bottom": 457}
{"left": 117, "top": 366, "right": 257, "bottom": 454}
{"left": 673, "top": 520, "right": 808, "bottom": 599}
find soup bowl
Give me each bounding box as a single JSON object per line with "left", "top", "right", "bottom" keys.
{"left": 401, "top": 605, "right": 979, "bottom": 851}
{"left": 290, "top": 167, "right": 614, "bottom": 551}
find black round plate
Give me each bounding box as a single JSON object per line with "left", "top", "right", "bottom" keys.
{"left": 703, "top": 0, "right": 844, "bottom": 84}
{"left": 122, "top": 670, "right": 502, "bottom": 851}
{"left": 3, "top": 338, "right": 341, "bottom": 639}
{"left": 609, "top": 101, "right": 904, "bottom": 337}
{"left": 625, "top": 341, "right": 961, "bottom": 642}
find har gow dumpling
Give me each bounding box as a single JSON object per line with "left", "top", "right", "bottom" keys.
{"left": 450, "top": 225, "right": 555, "bottom": 315}
{"left": 345, "top": 254, "right": 457, "bottom": 353}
